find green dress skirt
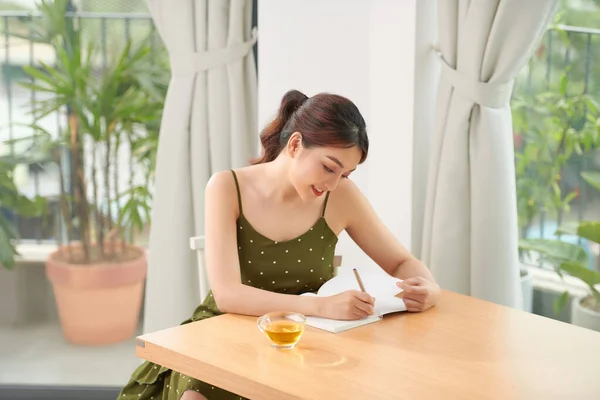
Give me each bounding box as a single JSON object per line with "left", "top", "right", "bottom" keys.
{"left": 118, "top": 171, "right": 338, "bottom": 399}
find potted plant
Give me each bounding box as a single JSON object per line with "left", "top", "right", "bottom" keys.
{"left": 520, "top": 171, "right": 600, "bottom": 332}
{"left": 17, "top": 0, "right": 164, "bottom": 345}
{"left": 512, "top": 72, "right": 600, "bottom": 311}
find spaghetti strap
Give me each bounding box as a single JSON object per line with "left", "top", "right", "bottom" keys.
{"left": 321, "top": 191, "right": 331, "bottom": 217}
{"left": 230, "top": 170, "right": 243, "bottom": 215}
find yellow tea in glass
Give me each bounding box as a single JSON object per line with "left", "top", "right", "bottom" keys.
{"left": 257, "top": 312, "right": 306, "bottom": 349}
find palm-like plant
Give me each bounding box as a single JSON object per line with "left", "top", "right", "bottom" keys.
{"left": 16, "top": 0, "right": 165, "bottom": 263}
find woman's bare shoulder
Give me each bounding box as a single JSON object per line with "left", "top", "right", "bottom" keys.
{"left": 329, "top": 177, "right": 365, "bottom": 205}
{"left": 206, "top": 169, "right": 235, "bottom": 192}
{"left": 205, "top": 166, "right": 264, "bottom": 213}
{"left": 325, "top": 178, "right": 367, "bottom": 231}
{"left": 210, "top": 165, "right": 263, "bottom": 184}
{"left": 205, "top": 170, "right": 241, "bottom": 216}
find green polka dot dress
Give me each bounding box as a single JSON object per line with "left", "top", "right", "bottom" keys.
{"left": 118, "top": 170, "right": 338, "bottom": 399}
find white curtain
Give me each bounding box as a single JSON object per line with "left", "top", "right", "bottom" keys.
{"left": 143, "top": 0, "right": 258, "bottom": 333}
{"left": 421, "top": 0, "right": 558, "bottom": 307}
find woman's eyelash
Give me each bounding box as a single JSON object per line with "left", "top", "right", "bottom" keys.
{"left": 323, "top": 164, "right": 350, "bottom": 179}
{"left": 323, "top": 164, "right": 349, "bottom": 178}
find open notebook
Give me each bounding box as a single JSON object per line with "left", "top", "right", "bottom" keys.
{"left": 301, "top": 266, "right": 406, "bottom": 333}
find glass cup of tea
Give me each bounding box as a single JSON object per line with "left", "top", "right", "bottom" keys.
{"left": 257, "top": 311, "right": 306, "bottom": 350}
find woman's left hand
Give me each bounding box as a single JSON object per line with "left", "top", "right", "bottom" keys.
{"left": 396, "top": 277, "right": 441, "bottom": 312}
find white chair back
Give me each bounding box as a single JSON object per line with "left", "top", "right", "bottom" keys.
{"left": 190, "top": 235, "right": 342, "bottom": 302}
{"left": 333, "top": 255, "right": 342, "bottom": 276}
{"left": 189, "top": 236, "right": 209, "bottom": 302}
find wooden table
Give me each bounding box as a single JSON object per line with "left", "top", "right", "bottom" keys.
{"left": 136, "top": 291, "right": 600, "bottom": 399}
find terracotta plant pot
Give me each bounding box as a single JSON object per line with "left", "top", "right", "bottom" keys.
{"left": 45, "top": 242, "right": 147, "bottom": 345}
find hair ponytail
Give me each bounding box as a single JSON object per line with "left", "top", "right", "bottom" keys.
{"left": 252, "top": 89, "right": 309, "bottom": 164}
{"left": 252, "top": 90, "right": 368, "bottom": 165}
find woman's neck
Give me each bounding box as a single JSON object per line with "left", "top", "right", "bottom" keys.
{"left": 260, "top": 156, "right": 301, "bottom": 203}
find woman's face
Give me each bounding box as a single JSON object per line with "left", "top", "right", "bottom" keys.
{"left": 285, "top": 132, "right": 362, "bottom": 202}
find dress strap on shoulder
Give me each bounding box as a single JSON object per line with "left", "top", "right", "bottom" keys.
{"left": 321, "top": 191, "right": 331, "bottom": 217}
{"left": 230, "top": 170, "right": 243, "bottom": 215}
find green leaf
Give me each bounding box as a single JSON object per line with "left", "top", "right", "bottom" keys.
{"left": 551, "top": 181, "right": 561, "bottom": 197}
{"left": 553, "top": 290, "right": 570, "bottom": 315}
{"left": 556, "top": 28, "right": 570, "bottom": 46}
{"left": 554, "top": 221, "right": 579, "bottom": 237}
{"left": 560, "top": 261, "right": 600, "bottom": 289}
{"left": 581, "top": 171, "right": 600, "bottom": 193}
{"left": 21, "top": 65, "right": 66, "bottom": 92}
{"left": 584, "top": 98, "right": 599, "bottom": 115}
{"left": 576, "top": 221, "right": 600, "bottom": 245}
{"left": 0, "top": 214, "right": 18, "bottom": 269}
{"left": 37, "top": 60, "right": 73, "bottom": 91}
{"left": 519, "top": 238, "right": 588, "bottom": 265}
{"left": 17, "top": 81, "right": 61, "bottom": 94}
{"left": 0, "top": 173, "right": 17, "bottom": 193}
{"left": 559, "top": 74, "right": 568, "bottom": 97}
{"left": 563, "top": 191, "right": 578, "bottom": 205}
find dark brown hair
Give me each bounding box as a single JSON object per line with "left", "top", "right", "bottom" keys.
{"left": 252, "top": 90, "right": 368, "bottom": 165}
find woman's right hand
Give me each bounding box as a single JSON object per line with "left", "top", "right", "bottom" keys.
{"left": 318, "top": 290, "right": 376, "bottom": 320}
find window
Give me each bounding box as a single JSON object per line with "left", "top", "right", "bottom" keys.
{"left": 0, "top": 0, "right": 164, "bottom": 393}
{"left": 513, "top": 0, "right": 600, "bottom": 273}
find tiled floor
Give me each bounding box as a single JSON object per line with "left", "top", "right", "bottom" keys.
{"left": 0, "top": 322, "right": 142, "bottom": 387}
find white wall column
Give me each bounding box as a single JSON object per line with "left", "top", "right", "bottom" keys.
{"left": 412, "top": 0, "right": 439, "bottom": 258}
{"left": 258, "top": 0, "right": 419, "bottom": 269}
{"left": 367, "top": 0, "right": 416, "bottom": 257}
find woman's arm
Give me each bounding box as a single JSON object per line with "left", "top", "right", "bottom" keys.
{"left": 203, "top": 171, "right": 321, "bottom": 317}
{"left": 338, "top": 179, "right": 440, "bottom": 311}
{"left": 338, "top": 179, "right": 432, "bottom": 279}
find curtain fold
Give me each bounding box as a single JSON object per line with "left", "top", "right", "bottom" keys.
{"left": 143, "top": 0, "right": 257, "bottom": 333}
{"left": 421, "top": 0, "right": 558, "bottom": 307}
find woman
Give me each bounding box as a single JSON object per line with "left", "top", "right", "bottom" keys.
{"left": 119, "top": 90, "right": 441, "bottom": 400}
